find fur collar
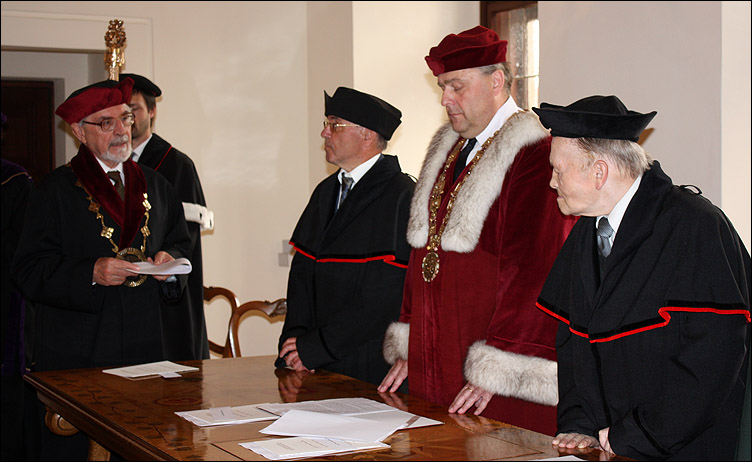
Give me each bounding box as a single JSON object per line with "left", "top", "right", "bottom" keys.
{"left": 407, "top": 111, "right": 549, "bottom": 252}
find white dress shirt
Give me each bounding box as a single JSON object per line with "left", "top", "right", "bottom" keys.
{"left": 597, "top": 175, "right": 643, "bottom": 249}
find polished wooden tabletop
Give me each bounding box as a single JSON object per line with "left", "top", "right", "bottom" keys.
{"left": 25, "top": 355, "right": 627, "bottom": 461}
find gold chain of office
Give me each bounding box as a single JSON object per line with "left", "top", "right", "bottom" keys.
{"left": 422, "top": 130, "right": 500, "bottom": 283}
{"left": 75, "top": 179, "right": 152, "bottom": 287}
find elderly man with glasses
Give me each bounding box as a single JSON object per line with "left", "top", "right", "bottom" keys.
{"left": 11, "top": 78, "right": 191, "bottom": 460}
{"left": 276, "top": 87, "right": 415, "bottom": 391}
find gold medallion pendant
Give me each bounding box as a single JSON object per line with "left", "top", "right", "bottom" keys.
{"left": 117, "top": 247, "right": 147, "bottom": 287}
{"left": 421, "top": 130, "right": 500, "bottom": 283}
{"left": 422, "top": 251, "right": 440, "bottom": 282}
{"left": 77, "top": 180, "right": 152, "bottom": 289}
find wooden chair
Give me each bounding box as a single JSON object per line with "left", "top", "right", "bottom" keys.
{"left": 203, "top": 285, "right": 287, "bottom": 358}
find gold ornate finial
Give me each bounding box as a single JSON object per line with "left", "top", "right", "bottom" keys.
{"left": 104, "top": 19, "right": 126, "bottom": 81}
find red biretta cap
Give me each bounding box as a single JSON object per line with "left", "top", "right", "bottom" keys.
{"left": 425, "top": 25, "right": 507, "bottom": 76}
{"left": 55, "top": 78, "right": 134, "bottom": 124}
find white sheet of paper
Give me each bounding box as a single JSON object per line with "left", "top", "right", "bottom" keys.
{"left": 533, "top": 456, "right": 589, "bottom": 461}
{"left": 126, "top": 257, "right": 192, "bottom": 275}
{"left": 352, "top": 409, "right": 442, "bottom": 429}
{"left": 259, "top": 409, "right": 404, "bottom": 442}
{"left": 240, "top": 437, "right": 388, "bottom": 460}
{"left": 102, "top": 360, "right": 198, "bottom": 378}
{"left": 176, "top": 404, "right": 279, "bottom": 427}
{"left": 258, "top": 397, "right": 395, "bottom": 416}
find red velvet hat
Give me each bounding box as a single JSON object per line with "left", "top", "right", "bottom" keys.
{"left": 55, "top": 78, "right": 134, "bottom": 124}
{"left": 425, "top": 25, "right": 507, "bottom": 76}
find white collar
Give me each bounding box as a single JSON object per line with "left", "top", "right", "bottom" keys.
{"left": 598, "top": 174, "right": 642, "bottom": 240}
{"left": 95, "top": 156, "right": 124, "bottom": 179}
{"left": 465, "top": 96, "right": 521, "bottom": 164}
{"left": 130, "top": 134, "right": 153, "bottom": 162}
{"left": 339, "top": 153, "right": 382, "bottom": 186}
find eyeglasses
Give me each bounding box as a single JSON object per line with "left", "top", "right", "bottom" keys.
{"left": 323, "top": 120, "right": 359, "bottom": 132}
{"left": 81, "top": 113, "right": 135, "bottom": 132}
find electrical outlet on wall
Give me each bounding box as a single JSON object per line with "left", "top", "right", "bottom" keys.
{"left": 278, "top": 239, "right": 294, "bottom": 267}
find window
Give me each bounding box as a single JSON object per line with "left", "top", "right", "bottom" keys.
{"left": 482, "top": 1, "right": 539, "bottom": 110}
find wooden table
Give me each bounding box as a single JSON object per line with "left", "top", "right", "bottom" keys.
{"left": 25, "top": 355, "right": 626, "bottom": 461}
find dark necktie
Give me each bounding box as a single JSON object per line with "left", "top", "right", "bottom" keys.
{"left": 453, "top": 138, "right": 477, "bottom": 183}
{"left": 337, "top": 175, "right": 354, "bottom": 211}
{"left": 107, "top": 170, "right": 125, "bottom": 201}
{"left": 596, "top": 217, "right": 614, "bottom": 258}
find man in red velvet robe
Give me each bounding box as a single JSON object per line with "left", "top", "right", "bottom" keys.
{"left": 378, "top": 26, "right": 576, "bottom": 436}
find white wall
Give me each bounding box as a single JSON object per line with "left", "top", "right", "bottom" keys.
{"left": 351, "top": 1, "right": 479, "bottom": 177}
{"left": 539, "top": 1, "right": 750, "bottom": 249}
{"left": 2, "top": 1, "right": 749, "bottom": 357}
{"left": 721, "top": 1, "right": 751, "bottom": 251}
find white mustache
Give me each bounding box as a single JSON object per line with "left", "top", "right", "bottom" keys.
{"left": 110, "top": 136, "right": 129, "bottom": 146}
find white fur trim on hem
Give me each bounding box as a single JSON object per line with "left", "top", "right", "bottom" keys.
{"left": 183, "top": 202, "right": 215, "bottom": 230}
{"left": 464, "top": 340, "right": 558, "bottom": 406}
{"left": 382, "top": 322, "right": 409, "bottom": 365}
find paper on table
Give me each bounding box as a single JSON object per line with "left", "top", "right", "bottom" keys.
{"left": 240, "top": 437, "right": 389, "bottom": 460}
{"left": 102, "top": 360, "right": 198, "bottom": 378}
{"left": 176, "top": 404, "right": 279, "bottom": 427}
{"left": 353, "top": 408, "right": 443, "bottom": 430}
{"left": 125, "top": 257, "right": 192, "bottom": 275}
{"left": 533, "top": 457, "right": 589, "bottom": 461}
{"left": 258, "top": 397, "right": 395, "bottom": 416}
{"left": 259, "top": 409, "right": 404, "bottom": 443}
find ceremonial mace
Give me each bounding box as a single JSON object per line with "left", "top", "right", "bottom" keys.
{"left": 104, "top": 19, "right": 126, "bottom": 81}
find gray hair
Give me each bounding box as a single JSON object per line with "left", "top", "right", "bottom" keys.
{"left": 478, "top": 62, "right": 513, "bottom": 95}
{"left": 375, "top": 133, "right": 388, "bottom": 152}
{"left": 576, "top": 138, "right": 653, "bottom": 178}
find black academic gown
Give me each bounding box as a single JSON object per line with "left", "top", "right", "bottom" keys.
{"left": 137, "top": 134, "right": 210, "bottom": 360}
{"left": 277, "top": 155, "right": 415, "bottom": 386}
{"left": 12, "top": 149, "right": 191, "bottom": 373}
{"left": 537, "top": 161, "right": 751, "bottom": 461}
{"left": 1, "top": 159, "right": 35, "bottom": 461}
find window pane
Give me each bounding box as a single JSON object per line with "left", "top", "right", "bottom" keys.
{"left": 491, "top": 4, "right": 538, "bottom": 109}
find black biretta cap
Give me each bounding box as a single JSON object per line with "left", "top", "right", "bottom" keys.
{"left": 324, "top": 87, "right": 402, "bottom": 140}
{"left": 532, "top": 95, "right": 656, "bottom": 142}
{"left": 119, "top": 73, "right": 162, "bottom": 97}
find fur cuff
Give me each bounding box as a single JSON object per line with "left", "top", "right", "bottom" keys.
{"left": 464, "top": 340, "right": 558, "bottom": 406}
{"left": 382, "top": 322, "right": 409, "bottom": 365}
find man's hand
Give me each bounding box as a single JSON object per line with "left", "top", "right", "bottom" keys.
{"left": 448, "top": 382, "right": 493, "bottom": 415}
{"left": 552, "top": 432, "right": 601, "bottom": 450}
{"left": 278, "top": 337, "right": 313, "bottom": 372}
{"left": 148, "top": 250, "right": 174, "bottom": 281}
{"left": 276, "top": 368, "right": 313, "bottom": 402}
{"left": 377, "top": 358, "right": 408, "bottom": 393}
{"left": 93, "top": 257, "right": 141, "bottom": 286}
{"left": 378, "top": 390, "right": 407, "bottom": 410}
{"left": 598, "top": 427, "right": 613, "bottom": 454}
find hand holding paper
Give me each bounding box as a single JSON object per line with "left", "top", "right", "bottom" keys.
{"left": 126, "top": 257, "right": 192, "bottom": 275}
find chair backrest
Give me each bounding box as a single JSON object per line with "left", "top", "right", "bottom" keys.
{"left": 203, "top": 285, "right": 287, "bottom": 358}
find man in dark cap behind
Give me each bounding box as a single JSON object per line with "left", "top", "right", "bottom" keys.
{"left": 121, "top": 73, "right": 213, "bottom": 361}
{"left": 275, "top": 86, "right": 415, "bottom": 389}
{"left": 11, "top": 78, "right": 191, "bottom": 460}
{"left": 533, "top": 95, "right": 750, "bottom": 460}
{"left": 378, "top": 26, "right": 576, "bottom": 436}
